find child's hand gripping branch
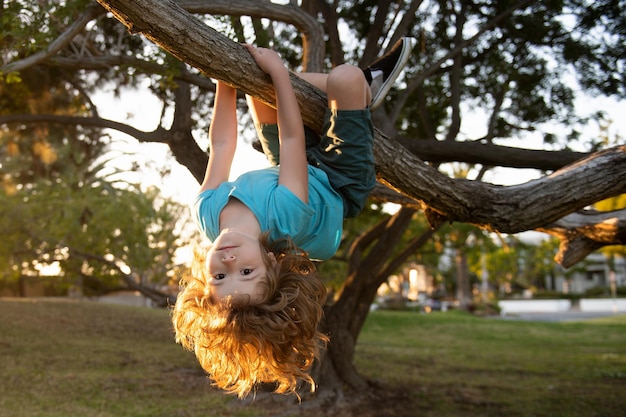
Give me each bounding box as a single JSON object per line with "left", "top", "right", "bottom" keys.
{"left": 172, "top": 38, "right": 414, "bottom": 399}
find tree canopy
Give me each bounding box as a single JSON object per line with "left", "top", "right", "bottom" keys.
{"left": 3, "top": 0, "right": 624, "bottom": 268}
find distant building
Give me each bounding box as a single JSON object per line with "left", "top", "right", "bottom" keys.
{"left": 551, "top": 253, "right": 625, "bottom": 294}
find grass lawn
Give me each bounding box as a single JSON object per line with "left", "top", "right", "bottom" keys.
{"left": 0, "top": 298, "right": 624, "bottom": 417}
{"left": 356, "top": 309, "right": 626, "bottom": 417}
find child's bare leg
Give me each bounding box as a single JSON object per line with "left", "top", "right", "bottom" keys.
{"left": 299, "top": 71, "right": 371, "bottom": 109}
{"left": 326, "top": 64, "right": 371, "bottom": 110}
{"left": 246, "top": 95, "right": 277, "bottom": 125}
{"left": 297, "top": 72, "right": 329, "bottom": 92}
{"left": 247, "top": 68, "right": 368, "bottom": 118}
{"left": 247, "top": 72, "right": 328, "bottom": 123}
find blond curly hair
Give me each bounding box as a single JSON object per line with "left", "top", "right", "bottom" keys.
{"left": 171, "top": 234, "right": 328, "bottom": 398}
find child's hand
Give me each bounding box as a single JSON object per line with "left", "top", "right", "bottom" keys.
{"left": 244, "top": 44, "right": 287, "bottom": 77}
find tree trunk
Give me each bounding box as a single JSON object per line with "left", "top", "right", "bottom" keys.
{"left": 311, "top": 207, "right": 421, "bottom": 395}
{"left": 455, "top": 250, "right": 471, "bottom": 311}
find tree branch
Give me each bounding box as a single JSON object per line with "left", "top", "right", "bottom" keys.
{"left": 376, "top": 134, "right": 626, "bottom": 233}
{"left": 0, "top": 114, "right": 169, "bottom": 143}
{"left": 1, "top": 4, "right": 105, "bottom": 74}
{"left": 394, "top": 136, "right": 589, "bottom": 170}
{"left": 537, "top": 209, "right": 626, "bottom": 268}
{"left": 68, "top": 246, "right": 175, "bottom": 306}
{"left": 47, "top": 55, "right": 215, "bottom": 90}
{"left": 176, "top": 0, "right": 325, "bottom": 72}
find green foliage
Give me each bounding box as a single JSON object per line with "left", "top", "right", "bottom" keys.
{"left": 455, "top": 231, "right": 563, "bottom": 295}
{"left": 0, "top": 168, "right": 189, "bottom": 294}
{"left": 3, "top": 0, "right": 624, "bottom": 152}
{"left": 1, "top": 1, "right": 194, "bottom": 295}
{"left": 562, "top": 0, "right": 626, "bottom": 97}
{"left": 0, "top": 74, "right": 188, "bottom": 295}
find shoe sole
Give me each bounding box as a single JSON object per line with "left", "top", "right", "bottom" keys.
{"left": 370, "top": 37, "right": 415, "bottom": 110}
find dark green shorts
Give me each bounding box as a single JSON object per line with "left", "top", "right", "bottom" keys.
{"left": 256, "top": 108, "right": 376, "bottom": 217}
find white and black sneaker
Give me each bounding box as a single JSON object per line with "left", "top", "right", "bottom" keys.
{"left": 364, "top": 37, "right": 415, "bottom": 110}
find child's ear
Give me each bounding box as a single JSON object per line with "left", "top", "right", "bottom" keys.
{"left": 267, "top": 252, "right": 277, "bottom": 266}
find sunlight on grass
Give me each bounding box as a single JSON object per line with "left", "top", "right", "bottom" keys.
{"left": 355, "top": 310, "right": 626, "bottom": 417}
{"left": 0, "top": 299, "right": 258, "bottom": 417}
{"left": 1, "top": 300, "right": 624, "bottom": 417}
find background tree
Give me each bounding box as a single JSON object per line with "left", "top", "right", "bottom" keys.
{"left": 0, "top": 0, "right": 192, "bottom": 302}
{"left": 2, "top": 0, "right": 626, "bottom": 404}
{"left": 0, "top": 119, "right": 191, "bottom": 302}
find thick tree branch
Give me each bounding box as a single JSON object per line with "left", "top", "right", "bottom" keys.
{"left": 176, "top": 0, "right": 325, "bottom": 72}
{"left": 394, "top": 136, "right": 589, "bottom": 170}
{"left": 0, "top": 112, "right": 208, "bottom": 185}
{"left": 375, "top": 133, "right": 626, "bottom": 233}
{"left": 537, "top": 209, "right": 626, "bottom": 268}
{"left": 96, "top": 0, "right": 327, "bottom": 129}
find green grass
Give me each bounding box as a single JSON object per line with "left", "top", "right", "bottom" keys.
{"left": 0, "top": 299, "right": 252, "bottom": 417}
{"left": 356, "top": 310, "right": 626, "bottom": 417}
{"left": 0, "top": 299, "right": 624, "bottom": 417}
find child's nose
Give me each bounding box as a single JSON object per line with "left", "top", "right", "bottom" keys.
{"left": 221, "top": 254, "right": 236, "bottom": 263}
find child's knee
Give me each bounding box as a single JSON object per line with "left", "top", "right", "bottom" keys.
{"left": 328, "top": 64, "right": 366, "bottom": 90}
{"left": 327, "top": 64, "right": 369, "bottom": 109}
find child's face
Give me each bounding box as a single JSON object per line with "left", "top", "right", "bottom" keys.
{"left": 206, "top": 231, "right": 272, "bottom": 304}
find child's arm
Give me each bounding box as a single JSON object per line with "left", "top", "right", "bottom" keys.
{"left": 245, "top": 44, "right": 308, "bottom": 203}
{"left": 199, "top": 81, "right": 238, "bottom": 193}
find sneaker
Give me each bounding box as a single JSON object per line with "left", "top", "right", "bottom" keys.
{"left": 365, "top": 37, "right": 415, "bottom": 110}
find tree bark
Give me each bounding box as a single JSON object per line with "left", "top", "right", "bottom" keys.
{"left": 315, "top": 207, "right": 422, "bottom": 392}
{"left": 537, "top": 209, "right": 626, "bottom": 268}
{"left": 394, "top": 136, "right": 589, "bottom": 170}
{"left": 177, "top": 0, "right": 325, "bottom": 72}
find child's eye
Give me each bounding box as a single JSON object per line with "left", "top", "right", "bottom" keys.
{"left": 213, "top": 273, "right": 226, "bottom": 280}
{"left": 241, "top": 268, "right": 253, "bottom": 275}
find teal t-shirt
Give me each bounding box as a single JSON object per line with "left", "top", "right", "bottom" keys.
{"left": 193, "top": 165, "right": 343, "bottom": 261}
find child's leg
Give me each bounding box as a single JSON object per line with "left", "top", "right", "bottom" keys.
{"left": 246, "top": 95, "right": 277, "bottom": 125}
{"left": 325, "top": 64, "right": 372, "bottom": 110}
{"left": 298, "top": 70, "right": 372, "bottom": 109}
{"left": 246, "top": 95, "right": 281, "bottom": 165}
{"left": 297, "top": 72, "right": 329, "bottom": 92}
{"left": 247, "top": 57, "right": 391, "bottom": 170}
{"left": 246, "top": 71, "right": 330, "bottom": 123}
{"left": 247, "top": 72, "right": 333, "bottom": 166}
{"left": 307, "top": 64, "right": 377, "bottom": 218}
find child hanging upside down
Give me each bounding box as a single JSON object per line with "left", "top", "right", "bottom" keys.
{"left": 171, "top": 38, "right": 414, "bottom": 398}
